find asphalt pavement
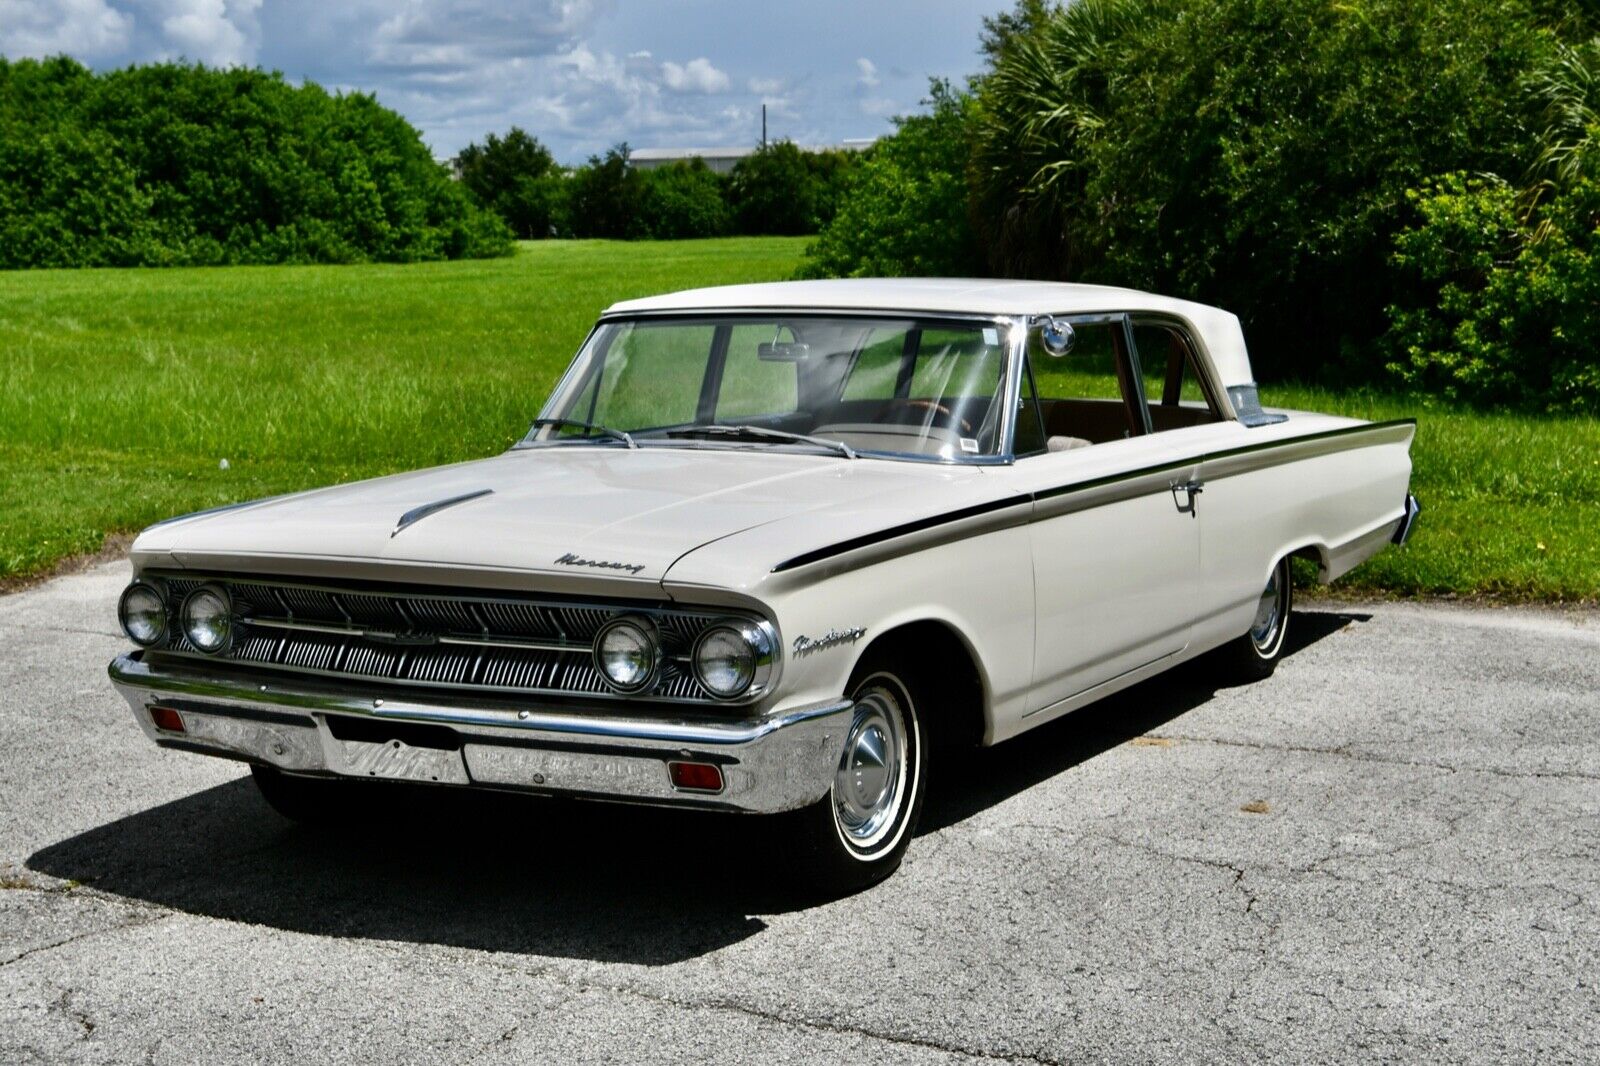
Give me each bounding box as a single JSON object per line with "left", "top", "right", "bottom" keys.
{"left": 1, "top": 561, "right": 1596, "bottom": 1064}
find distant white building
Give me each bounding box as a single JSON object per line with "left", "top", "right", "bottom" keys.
{"left": 630, "top": 139, "right": 877, "bottom": 175}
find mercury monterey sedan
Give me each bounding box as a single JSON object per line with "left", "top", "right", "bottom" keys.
{"left": 109, "top": 279, "right": 1419, "bottom": 891}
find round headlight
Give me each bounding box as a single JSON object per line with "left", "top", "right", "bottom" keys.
{"left": 118, "top": 582, "right": 167, "bottom": 646}
{"left": 181, "top": 585, "right": 234, "bottom": 654}
{"left": 693, "top": 621, "right": 775, "bottom": 699}
{"left": 593, "top": 617, "right": 658, "bottom": 693}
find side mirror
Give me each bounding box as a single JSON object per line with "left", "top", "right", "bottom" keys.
{"left": 1039, "top": 317, "right": 1075, "bottom": 358}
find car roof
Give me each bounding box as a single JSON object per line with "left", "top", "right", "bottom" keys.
{"left": 603, "top": 278, "right": 1256, "bottom": 392}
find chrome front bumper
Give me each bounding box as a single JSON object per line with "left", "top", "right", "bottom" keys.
{"left": 108, "top": 652, "right": 851, "bottom": 814}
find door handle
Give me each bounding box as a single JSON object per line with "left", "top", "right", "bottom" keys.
{"left": 1170, "top": 479, "right": 1203, "bottom": 516}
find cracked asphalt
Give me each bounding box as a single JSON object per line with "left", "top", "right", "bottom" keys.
{"left": 2, "top": 561, "right": 1597, "bottom": 1064}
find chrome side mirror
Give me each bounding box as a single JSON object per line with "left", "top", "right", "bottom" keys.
{"left": 1039, "top": 316, "right": 1075, "bottom": 357}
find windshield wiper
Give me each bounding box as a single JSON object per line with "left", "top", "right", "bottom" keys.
{"left": 646, "top": 424, "right": 857, "bottom": 459}
{"left": 528, "top": 418, "right": 637, "bottom": 449}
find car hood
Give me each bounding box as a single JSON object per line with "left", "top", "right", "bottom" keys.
{"left": 134, "top": 445, "right": 990, "bottom": 589}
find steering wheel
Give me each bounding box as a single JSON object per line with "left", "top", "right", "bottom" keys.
{"left": 872, "top": 398, "right": 974, "bottom": 434}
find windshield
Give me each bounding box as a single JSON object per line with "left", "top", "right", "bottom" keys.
{"left": 526, "top": 315, "right": 1014, "bottom": 460}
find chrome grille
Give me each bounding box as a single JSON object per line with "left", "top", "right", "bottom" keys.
{"left": 147, "top": 573, "right": 756, "bottom": 704}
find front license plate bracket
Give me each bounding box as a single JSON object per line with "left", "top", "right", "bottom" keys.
{"left": 336, "top": 736, "right": 470, "bottom": 784}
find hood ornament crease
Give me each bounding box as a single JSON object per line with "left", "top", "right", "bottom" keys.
{"left": 391, "top": 489, "right": 494, "bottom": 538}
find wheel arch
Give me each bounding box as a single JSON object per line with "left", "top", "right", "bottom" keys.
{"left": 846, "top": 619, "right": 989, "bottom": 750}
{"left": 1289, "top": 542, "right": 1333, "bottom": 584}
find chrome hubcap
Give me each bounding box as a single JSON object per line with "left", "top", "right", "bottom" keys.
{"left": 833, "top": 681, "right": 909, "bottom": 851}
{"left": 1250, "top": 562, "right": 1288, "bottom": 654}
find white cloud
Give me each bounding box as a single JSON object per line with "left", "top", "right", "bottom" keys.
{"left": 154, "top": 0, "right": 260, "bottom": 66}
{"left": 0, "top": 0, "right": 133, "bottom": 59}
{"left": 371, "top": 0, "right": 604, "bottom": 67}
{"left": 660, "top": 56, "right": 728, "bottom": 94}
{"left": 0, "top": 0, "right": 972, "bottom": 161}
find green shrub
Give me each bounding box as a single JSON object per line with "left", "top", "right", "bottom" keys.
{"left": 727, "top": 141, "right": 849, "bottom": 235}
{"left": 800, "top": 81, "right": 981, "bottom": 278}
{"left": 0, "top": 57, "right": 512, "bottom": 268}
{"left": 1384, "top": 173, "right": 1600, "bottom": 412}
{"left": 638, "top": 160, "right": 730, "bottom": 238}
{"left": 455, "top": 127, "right": 565, "bottom": 239}
{"left": 969, "top": 0, "right": 1555, "bottom": 381}
{"left": 566, "top": 144, "right": 647, "bottom": 239}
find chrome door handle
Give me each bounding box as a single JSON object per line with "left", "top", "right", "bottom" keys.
{"left": 1170, "top": 479, "right": 1203, "bottom": 516}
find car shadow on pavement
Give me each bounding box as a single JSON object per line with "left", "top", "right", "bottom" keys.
{"left": 29, "top": 608, "right": 1366, "bottom": 965}
{"left": 918, "top": 607, "right": 1369, "bottom": 833}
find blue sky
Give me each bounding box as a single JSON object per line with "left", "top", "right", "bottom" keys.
{"left": 1, "top": 0, "right": 1002, "bottom": 162}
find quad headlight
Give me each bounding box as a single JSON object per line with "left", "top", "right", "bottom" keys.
{"left": 692, "top": 620, "right": 776, "bottom": 700}
{"left": 593, "top": 616, "right": 659, "bottom": 693}
{"left": 118, "top": 582, "right": 168, "bottom": 647}
{"left": 180, "top": 584, "right": 235, "bottom": 654}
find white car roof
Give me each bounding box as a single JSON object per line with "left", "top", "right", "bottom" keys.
{"left": 604, "top": 278, "right": 1256, "bottom": 390}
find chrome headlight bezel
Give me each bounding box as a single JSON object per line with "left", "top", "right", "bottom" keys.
{"left": 180, "top": 583, "right": 236, "bottom": 655}
{"left": 592, "top": 615, "right": 661, "bottom": 694}
{"left": 118, "top": 581, "right": 169, "bottom": 647}
{"left": 692, "top": 619, "right": 778, "bottom": 701}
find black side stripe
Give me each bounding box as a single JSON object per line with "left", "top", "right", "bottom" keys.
{"left": 770, "top": 418, "right": 1416, "bottom": 574}
{"left": 771, "top": 496, "right": 1030, "bottom": 573}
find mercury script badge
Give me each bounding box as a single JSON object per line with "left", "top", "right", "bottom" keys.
{"left": 553, "top": 552, "right": 647, "bottom": 575}
{"left": 792, "top": 627, "right": 867, "bottom": 657}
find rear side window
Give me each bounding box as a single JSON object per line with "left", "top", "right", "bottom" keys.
{"left": 1133, "top": 322, "right": 1221, "bottom": 430}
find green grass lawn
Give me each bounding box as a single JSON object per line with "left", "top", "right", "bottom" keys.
{"left": 1261, "top": 386, "right": 1600, "bottom": 602}
{"left": 0, "top": 238, "right": 805, "bottom": 580}
{"left": 1, "top": 238, "right": 1595, "bottom": 600}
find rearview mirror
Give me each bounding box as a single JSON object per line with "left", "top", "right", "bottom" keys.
{"left": 757, "top": 342, "right": 810, "bottom": 362}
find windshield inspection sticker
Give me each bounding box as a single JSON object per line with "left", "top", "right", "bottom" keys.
{"left": 960, "top": 438, "right": 980, "bottom": 453}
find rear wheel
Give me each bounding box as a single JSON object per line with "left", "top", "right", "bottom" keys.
{"left": 786, "top": 655, "right": 929, "bottom": 896}
{"left": 1215, "top": 555, "right": 1293, "bottom": 681}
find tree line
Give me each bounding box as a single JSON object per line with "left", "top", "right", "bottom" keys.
{"left": 453, "top": 131, "right": 860, "bottom": 240}
{"left": 0, "top": 58, "right": 511, "bottom": 267}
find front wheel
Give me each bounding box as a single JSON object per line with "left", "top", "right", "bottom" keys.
{"left": 1214, "top": 555, "right": 1293, "bottom": 682}
{"left": 785, "top": 657, "right": 928, "bottom": 895}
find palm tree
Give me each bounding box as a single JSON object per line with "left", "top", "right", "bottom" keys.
{"left": 972, "top": 0, "right": 1159, "bottom": 278}
{"left": 1530, "top": 37, "right": 1600, "bottom": 184}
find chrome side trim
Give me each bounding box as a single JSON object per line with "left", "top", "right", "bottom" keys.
{"left": 771, "top": 419, "right": 1419, "bottom": 575}
{"left": 392, "top": 489, "right": 493, "bottom": 538}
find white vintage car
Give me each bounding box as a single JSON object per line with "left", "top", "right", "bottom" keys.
{"left": 109, "top": 279, "right": 1418, "bottom": 890}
